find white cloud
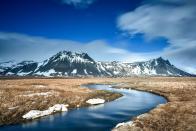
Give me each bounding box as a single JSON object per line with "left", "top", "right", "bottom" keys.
{"left": 117, "top": 0, "right": 196, "bottom": 74}
{"left": 60, "top": 0, "right": 96, "bottom": 8}
{"left": 0, "top": 32, "right": 153, "bottom": 63}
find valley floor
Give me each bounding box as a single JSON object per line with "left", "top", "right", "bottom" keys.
{"left": 0, "top": 77, "right": 196, "bottom": 131}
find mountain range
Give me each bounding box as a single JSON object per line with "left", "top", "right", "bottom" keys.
{"left": 0, "top": 51, "right": 194, "bottom": 77}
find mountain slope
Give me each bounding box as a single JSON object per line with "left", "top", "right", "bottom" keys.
{"left": 0, "top": 51, "right": 194, "bottom": 77}
{"left": 0, "top": 61, "right": 16, "bottom": 75}
{"left": 34, "top": 51, "right": 101, "bottom": 76}
{"left": 125, "top": 57, "right": 192, "bottom": 76}
{"left": 0, "top": 61, "right": 38, "bottom": 76}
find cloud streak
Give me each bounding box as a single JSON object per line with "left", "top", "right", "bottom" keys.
{"left": 60, "top": 0, "right": 96, "bottom": 8}
{"left": 117, "top": 0, "right": 196, "bottom": 74}
{"left": 0, "top": 32, "right": 157, "bottom": 63}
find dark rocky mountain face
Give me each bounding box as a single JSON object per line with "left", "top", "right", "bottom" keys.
{"left": 124, "top": 57, "right": 192, "bottom": 76}
{"left": 34, "top": 51, "right": 101, "bottom": 76}
{"left": 0, "top": 61, "right": 38, "bottom": 76}
{"left": 0, "top": 51, "right": 194, "bottom": 77}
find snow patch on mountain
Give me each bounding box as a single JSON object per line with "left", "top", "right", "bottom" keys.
{"left": 84, "top": 69, "right": 88, "bottom": 75}
{"left": 71, "top": 69, "right": 77, "bottom": 74}
{"left": 35, "top": 69, "right": 56, "bottom": 77}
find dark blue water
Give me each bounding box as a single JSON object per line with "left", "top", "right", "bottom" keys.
{"left": 1, "top": 84, "right": 167, "bottom": 131}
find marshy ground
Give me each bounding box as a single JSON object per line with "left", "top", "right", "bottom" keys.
{"left": 0, "top": 77, "right": 196, "bottom": 131}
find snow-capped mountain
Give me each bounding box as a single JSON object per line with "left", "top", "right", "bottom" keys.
{"left": 0, "top": 61, "right": 38, "bottom": 76}
{"left": 0, "top": 51, "right": 194, "bottom": 77}
{"left": 126, "top": 57, "right": 192, "bottom": 76}
{"left": 0, "top": 61, "right": 17, "bottom": 75}
{"left": 96, "top": 57, "right": 192, "bottom": 76}
{"left": 34, "top": 51, "right": 101, "bottom": 76}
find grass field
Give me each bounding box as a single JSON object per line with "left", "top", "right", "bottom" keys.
{"left": 0, "top": 77, "right": 196, "bottom": 131}
{"left": 113, "top": 77, "right": 196, "bottom": 131}
{"left": 0, "top": 78, "right": 122, "bottom": 126}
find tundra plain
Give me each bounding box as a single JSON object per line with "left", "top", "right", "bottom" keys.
{"left": 0, "top": 77, "right": 196, "bottom": 131}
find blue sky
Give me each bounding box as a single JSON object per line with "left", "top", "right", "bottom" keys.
{"left": 0, "top": 0, "right": 196, "bottom": 73}
{"left": 0, "top": 0, "right": 168, "bottom": 52}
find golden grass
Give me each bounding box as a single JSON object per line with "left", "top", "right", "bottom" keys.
{"left": 0, "top": 78, "right": 122, "bottom": 126}
{"left": 0, "top": 77, "right": 196, "bottom": 131}
{"left": 113, "top": 77, "right": 196, "bottom": 131}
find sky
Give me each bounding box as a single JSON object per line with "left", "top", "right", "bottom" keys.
{"left": 0, "top": 0, "right": 195, "bottom": 74}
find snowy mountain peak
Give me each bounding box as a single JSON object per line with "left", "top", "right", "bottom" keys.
{"left": 32, "top": 51, "right": 99, "bottom": 76}
{"left": 155, "top": 57, "right": 171, "bottom": 66}
{"left": 0, "top": 60, "right": 17, "bottom": 68}
{"left": 0, "top": 51, "right": 194, "bottom": 77}
{"left": 48, "top": 50, "right": 95, "bottom": 64}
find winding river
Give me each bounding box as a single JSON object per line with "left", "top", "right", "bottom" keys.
{"left": 1, "top": 84, "right": 167, "bottom": 131}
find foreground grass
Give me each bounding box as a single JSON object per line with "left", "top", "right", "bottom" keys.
{"left": 0, "top": 78, "right": 122, "bottom": 126}
{"left": 113, "top": 77, "right": 196, "bottom": 131}
{"left": 0, "top": 77, "right": 196, "bottom": 131}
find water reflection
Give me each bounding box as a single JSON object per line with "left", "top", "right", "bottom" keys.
{"left": 22, "top": 120, "right": 37, "bottom": 128}
{"left": 88, "top": 103, "right": 105, "bottom": 110}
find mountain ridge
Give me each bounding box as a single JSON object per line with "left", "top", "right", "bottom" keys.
{"left": 0, "top": 51, "right": 194, "bottom": 77}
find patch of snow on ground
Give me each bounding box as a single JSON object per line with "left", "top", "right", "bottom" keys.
{"left": 86, "top": 98, "right": 105, "bottom": 105}
{"left": 115, "top": 121, "right": 133, "bottom": 128}
{"left": 136, "top": 113, "right": 149, "bottom": 119}
{"left": 22, "top": 104, "right": 69, "bottom": 119}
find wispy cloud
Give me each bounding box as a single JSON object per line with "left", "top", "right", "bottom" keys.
{"left": 60, "top": 0, "right": 96, "bottom": 8}
{"left": 117, "top": 0, "right": 196, "bottom": 74}
{"left": 0, "top": 32, "right": 154, "bottom": 63}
